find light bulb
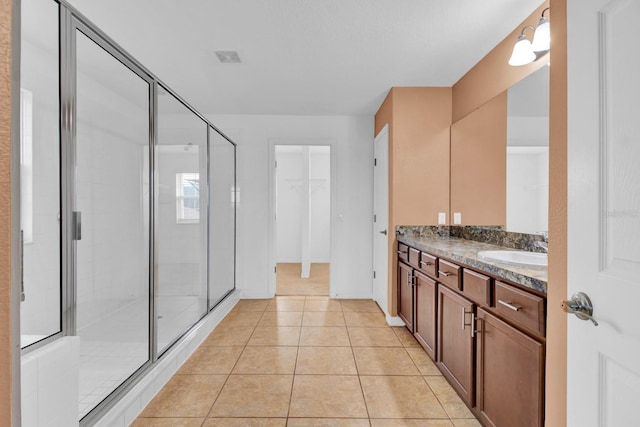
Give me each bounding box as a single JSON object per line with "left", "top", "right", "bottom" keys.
{"left": 532, "top": 17, "right": 550, "bottom": 53}
{"left": 508, "top": 35, "right": 536, "bottom": 66}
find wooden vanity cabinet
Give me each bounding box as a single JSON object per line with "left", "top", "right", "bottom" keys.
{"left": 397, "top": 261, "right": 414, "bottom": 331}
{"left": 476, "top": 308, "right": 545, "bottom": 427}
{"left": 414, "top": 271, "right": 437, "bottom": 360}
{"left": 437, "top": 284, "right": 475, "bottom": 406}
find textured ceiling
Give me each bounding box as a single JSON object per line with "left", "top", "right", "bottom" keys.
{"left": 65, "top": 0, "right": 544, "bottom": 115}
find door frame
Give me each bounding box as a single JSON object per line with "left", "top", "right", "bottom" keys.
{"left": 267, "top": 139, "right": 336, "bottom": 297}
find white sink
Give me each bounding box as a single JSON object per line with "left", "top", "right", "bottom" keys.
{"left": 477, "top": 250, "right": 547, "bottom": 267}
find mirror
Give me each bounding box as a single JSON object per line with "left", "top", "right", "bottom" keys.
{"left": 449, "top": 66, "right": 549, "bottom": 233}
{"left": 506, "top": 66, "right": 549, "bottom": 233}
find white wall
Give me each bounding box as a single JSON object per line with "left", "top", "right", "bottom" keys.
{"left": 275, "top": 146, "right": 331, "bottom": 263}
{"left": 207, "top": 114, "right": 374, "bottom": 299}
{"left": 506, "top": 147, "right": 549, "bottom": 234}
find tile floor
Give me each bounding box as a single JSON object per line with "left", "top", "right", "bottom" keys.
{"left": 133, "top": 296, "right": 481, "bottom": 427}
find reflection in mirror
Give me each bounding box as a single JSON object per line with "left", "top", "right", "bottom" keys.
{"left": 506, "top": 66, "right": 549, "bottom": 234}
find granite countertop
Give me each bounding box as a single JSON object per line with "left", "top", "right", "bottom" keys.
{"left": 397, "top": 234, "right": 548, "bottom": 294}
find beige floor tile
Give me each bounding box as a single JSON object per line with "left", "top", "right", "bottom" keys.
{"left": 287, "top": 419, "right": 370, "bottom": 427}
{"left": 289, "top": 375, "right": 368, "bottom": 418}
{"left": 302, "top": 311, "right": 346, "bottom": 326}
{"left": 299, "top": 326, "right": 350, "bottom": 346}
{"left": 234, "top": 299, "right": 270, "bottom": 311}
{"left": 140, "top": 374, "right": 227, "bottom": 417}
{"left": 219, "top": 310, "right": 263, "bottom": 327}
{"left": 258, "top": 311, "right": 303, "bottom": 326}
{"left": 343, "top": 311, "right": 388, "bottom": 327}
{"left": 340, "top": 299, "right": 381, "bottom": 312}
{"left": 266, "top": 298, "right": 306, "bottom": 312}
{"left": 360, "top": 376, "right": 448, "bottom": 419}
{"left": 247, "top": 326, "right": 301, "bottom": 346}
{"left": 371, "top": 420, "right": 454, "bottom": 427}
{"left": 406, "top": 347, "right": 441, "bottom": 375}
{"left": 209, "top": 374, "right": 293, "bottom": 418}
{"left": 425, "top": 376, "right": 474, "bottom": 418}
{"left": 295, "top": 347, "right": 357, "bottom": 375}
{"left": 132, "top": 419, "right": 205, "bottom": 427}
{"left": 452, "top": 420, "right": 483, "bottom": 427}
{"left": 352, "top": 347, "right": 420, "bottom": 375}
{"left": 201, "top": 326, "right": 255, "bottom": 347}
{"left": 303, "top": 298, "right": 342, "bottom": 312}
{"left": 232, "top": 346, "right": 298, "bottom": 374}
{"left": 348, "top": 327, "right": 402, "bottom": 347}
{"left": 203, "top": 418, "right": 286, "bottom": 427}
{"left": 178, "top": 346, "right": 244, "bottom": 375}
{"left": 392, "top": 326, "right": 422, "bottom": 347}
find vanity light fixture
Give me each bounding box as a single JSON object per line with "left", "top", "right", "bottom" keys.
{"left": 508, "top": 7, "right": 550, "bottom": 67}
{"left": 508, "top": 26, "right": 536, "bottom": 66}
{"left": 531, "top": 8, "right": 551, "bottom": 53}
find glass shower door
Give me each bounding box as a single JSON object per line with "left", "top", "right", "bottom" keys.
{"left": 74, "top": 27, "right": 151, "bottom": 419}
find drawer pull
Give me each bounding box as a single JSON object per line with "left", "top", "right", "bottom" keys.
{"left": 498, "top": 300, "right": 522, "bottom": 312}
{"left": 397, "top": 250, "right": 408, "bottom": 255}
{"left": 420, "top": 261, "right": 433, "bottom": 266}
{"left": 439, "top": 270, "right": 453, "bottom": 277}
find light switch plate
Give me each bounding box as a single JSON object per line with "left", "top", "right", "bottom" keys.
{"left": 454, "top": 212, "right": 462, "bottom": 225}
{"left": 438, "top": 212, "right": 446, "bottom": 225}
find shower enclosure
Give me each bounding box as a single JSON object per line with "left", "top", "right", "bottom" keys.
{"left": 20, "top": 0, "right": 237, "bottom": 423}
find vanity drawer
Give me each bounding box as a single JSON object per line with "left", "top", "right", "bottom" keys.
{"left": 438, "top": 259, "right": 462, "bottom": 290}
{"left": 494, "top": 281, "right": 545, "bottom": 336}
{"left": 398, "top": 243, "right": 409, "bottom": 263}
{"left": 408, "top": 247, "right": 421, "bottom": 269}
{"left": 462, "top": 269, "right": 491, "bottom": 306}
{"left": 418, "top": 252, "right": 438, "bottom": 278}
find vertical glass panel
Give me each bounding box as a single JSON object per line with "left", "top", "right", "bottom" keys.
{"left": 157, "top": 91, "right": 208, "bottom": 353}
{"left": 75, "top": 30, "right": 150, "bottom": 419}
{"left": 20, "top": 0, "right": 61, "bottom": 348}
{"left": 209, "top": 129, "right": 236, "bottom": 305}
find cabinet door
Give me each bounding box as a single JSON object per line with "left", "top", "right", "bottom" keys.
{"left": 437, "top": 285, "right": 475, "bottom": 406}
{"left": 414, "top": 271, "right": 437, "bottom": 360}
{"left": 476, "top": 308, "right": 544, "bottom": 427}
{"left": 397, "top": 261, "right": 414, "bottom": 332}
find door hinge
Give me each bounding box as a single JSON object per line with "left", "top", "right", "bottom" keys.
{"left": 374, "top": 158, "right": 377, "bottom": 167}
{"left": 374, "top": 214, "right": 376, "bottom": 223}
{"left": 275, "top": 160, "right": 278, "bottom": 168}
{"left": 373, "top": 271, "right": 376, "bottom": 279}
{"left": 274, "top": 265, "right": 277, "bottom": 274}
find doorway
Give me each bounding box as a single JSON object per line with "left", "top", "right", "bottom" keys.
{"left": 274, "top": 145, "right": 331, "bottom": 295}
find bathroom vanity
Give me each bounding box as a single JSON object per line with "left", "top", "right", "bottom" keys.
{"left": 397, "top": 228, "right": 547, "bottom": 427}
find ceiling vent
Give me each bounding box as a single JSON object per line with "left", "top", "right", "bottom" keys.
{"left": 214, "top": 51, "right": 242, "bottom": 64}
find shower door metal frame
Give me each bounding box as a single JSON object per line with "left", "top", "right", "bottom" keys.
{"left": 21, "top": 0, "right": 238, "bottom": 424}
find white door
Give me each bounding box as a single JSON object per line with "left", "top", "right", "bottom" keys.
{"left": 373, "top": 126, "right": 389, "bottom": 314}
{"left": 567, "top": 0, "right": 640, "bottom": 425}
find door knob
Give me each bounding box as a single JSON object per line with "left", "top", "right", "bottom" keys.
{"left": 379, "top": 230, "right": 387, "bottom": 235}
{"left": 561, "top": 292, "right": 598, "bottom": 326}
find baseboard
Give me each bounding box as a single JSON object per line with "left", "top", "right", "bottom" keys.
{"left": 385, "top": 314, "right": 406, "bottom": 327}
{"left": 94, "top": 291, "right": 240, "bottom": 427}
{"left": 239, "top": 289, "right": 275, "bottom": 299}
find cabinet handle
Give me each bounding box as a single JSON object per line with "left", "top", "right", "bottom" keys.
{"left": 461, "top": 307, "right": 474, "bottom": 332}
{"left": 420, "top": 261, "right": 433, "bottom": 267}
{"left": 439, "top": 270, "right": 453, "bottom": 277}
{"left": 470, "top": 312, "right": 476, "bottom": 338}
{"left": 498, "top": 300, "right": 521, "bottom": 312}
{"left": 397, "top": 250, "right": 408, "bottom": 255}
{"left": 474, "top": 317, "right": 483, "bottom": 337}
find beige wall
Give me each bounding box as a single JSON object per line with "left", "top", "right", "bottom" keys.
{"left": 0, "top": 0, "right": 15, "bottom": 422}
{"left": 450, "top": 91, "right": 507, "bottom": 226}
{"left": 375, "top": 87, "right": 452, "bottom": 315}
{"left": 546, "top": 0, "right": 567, "bottom": 425}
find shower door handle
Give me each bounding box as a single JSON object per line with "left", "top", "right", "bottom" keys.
{"left": 72, "top": 211, "right": 82, "bottom": 241}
